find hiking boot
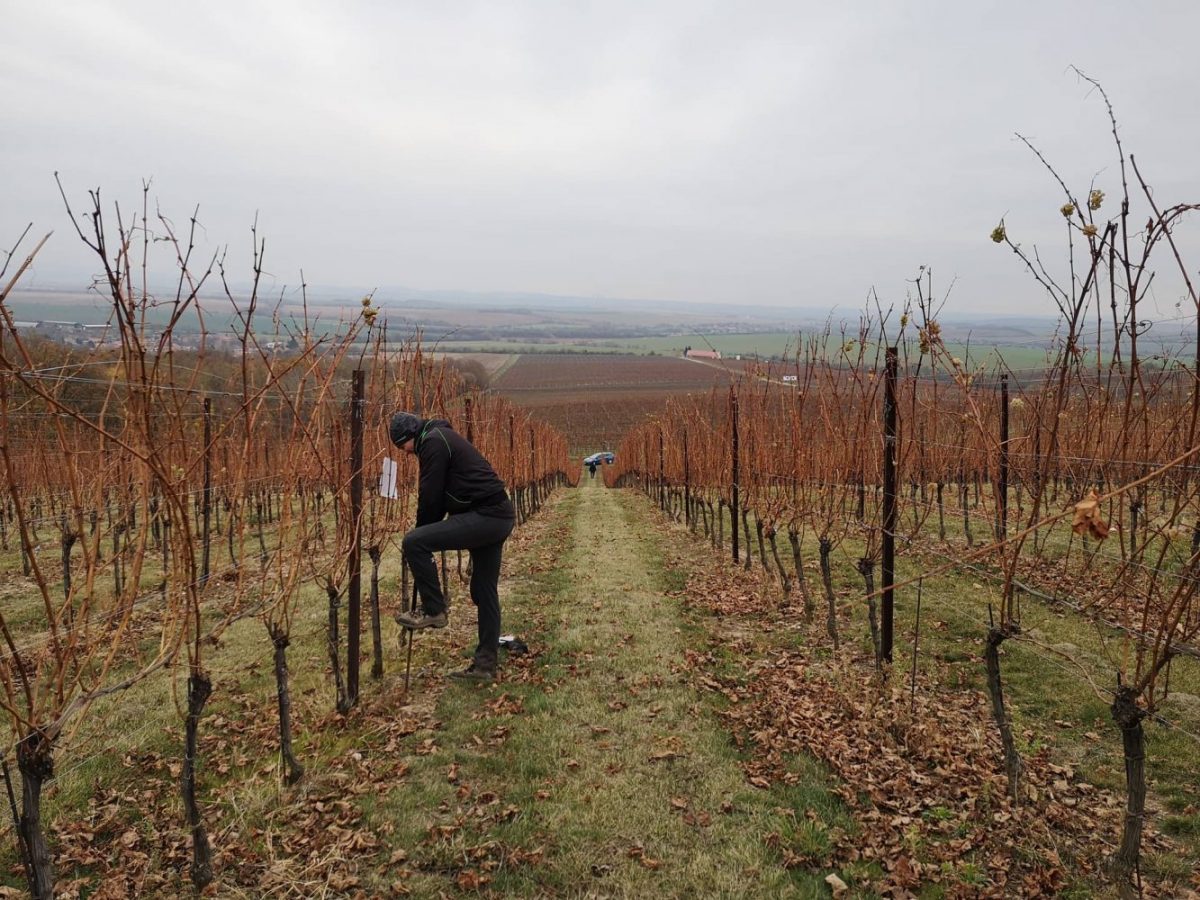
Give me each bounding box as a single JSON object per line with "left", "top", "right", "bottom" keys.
{"left": 393, "top": 609, "right": 448, "bottom": 630}
{"left": 448, "top": 662, "right": 496, "bottom": 683}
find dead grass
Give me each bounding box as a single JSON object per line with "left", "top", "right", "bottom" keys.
{"left": 0, "top": 480, "right": 850, "bottom": 897}
{"left": 651, "top": 492, "right": 1200, "bottom": 897}
{"left": 369, "top": 480, "right": 844, "bottom": 896}
{"left": 11, "top": 474, "right": 1194, "bottom": 896}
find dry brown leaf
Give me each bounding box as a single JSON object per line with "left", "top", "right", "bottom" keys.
{"left": 456, "top": 869, "right": 482, "bottom": 890}
{"left": 672, "top": 548, "right": 1162, "bottom": 897}
{"left": 1071, "top": 490, "right": 1110, "bottom": 540}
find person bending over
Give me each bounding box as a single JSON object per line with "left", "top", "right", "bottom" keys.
{"left": 390, "top": 411, "right": 516, "bottom": 682}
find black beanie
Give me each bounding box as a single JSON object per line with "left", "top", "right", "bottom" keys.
{"left": 389, "top": 412, "right": 423, "bottom": 447}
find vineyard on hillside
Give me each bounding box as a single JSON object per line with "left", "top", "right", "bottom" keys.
{"left": 609, "top": 93, "right": 1200, "bottom": 897}
{"left": 492, "top": 354, "right": 748, "bottom": 455}
{"left": 1, "top": 82, "right": 1198, "bottom": 897}
{"left": 0, "top": 193, "right": 572, "bottom": 897}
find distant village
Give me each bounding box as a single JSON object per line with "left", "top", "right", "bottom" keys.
{"left": 12, "top": 319, "right": 293, "bottom": 353}
{"left": 10, "top": 320, "right": 111, "bottom": 350}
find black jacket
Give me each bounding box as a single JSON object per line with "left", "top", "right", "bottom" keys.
{"left": 413, "top": 419, "right": 511, "bottom": 526}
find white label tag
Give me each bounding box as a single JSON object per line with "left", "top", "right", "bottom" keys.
{"left": 379, "top": 457, "right": 398, "bottom": 499}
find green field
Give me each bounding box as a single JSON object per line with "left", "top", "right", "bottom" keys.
{"left": 619, "top": 333, "right": 1061, "bottom": 371}
{"left": 433, "top": 339, "right": 626, "bottom": 354}
{"left": 436, "top": 330, "right": 1060, "bottom": 371}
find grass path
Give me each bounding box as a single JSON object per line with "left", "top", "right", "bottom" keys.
{"left": 2, "top": 474, "right": 1195, "bottom": 895}
{"left": 377, "top": 478, "right": 836, "bottom": 897}
{"left": 0, "top": 480, "right": 844, "bottom": 897}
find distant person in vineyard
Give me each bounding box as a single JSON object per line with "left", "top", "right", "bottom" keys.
{"left": 587, "top": 459, "right": 597, "bottom": 478}
{"left": 390, "top": 411, "right": 516, "bottom": 682}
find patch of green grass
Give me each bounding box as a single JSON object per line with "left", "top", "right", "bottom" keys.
{"left": 922, "top": 805, "right": 954, "bottom": 823}
{"left": 645, "top": 490, "right": 1200, "bottom": 894}
{"left": 7, "top": 474, "right": 1199, "bottom": 894}
{"left": 369, "top": 480, "right": 849, "bottom": 896}
{"left": 658, "top": 559, "right": 689, "bottom": 593}
{"left": 1144, "top": 849, "right": 1197, "bottom": 882}
{"left": 809, "top": 524, "right": 1200, "bottom": 854}
{"left": 1166, "top": 795, "right": 1196, "bottom": 813}
{"left": 838, "top": 859, "right": 886, "bottom": 897}
{"left": 1163, "top": 813, "right": 1200, "bottom": 838}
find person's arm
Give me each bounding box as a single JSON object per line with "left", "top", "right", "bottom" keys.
{"left": 415, "top": 429, "right": 451, "bottom": 525}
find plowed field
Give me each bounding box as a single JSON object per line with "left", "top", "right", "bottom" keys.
{"left": 492, "top": 354, "right": 751, "bottom": 454}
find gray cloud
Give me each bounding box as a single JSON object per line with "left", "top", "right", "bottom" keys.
{"left": 3, "top": 0, "right": 1197, "bottom": 316}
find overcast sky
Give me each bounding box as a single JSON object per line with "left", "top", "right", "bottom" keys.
{"left": 3, "top": 0, "right": 1197, "bottom": 317}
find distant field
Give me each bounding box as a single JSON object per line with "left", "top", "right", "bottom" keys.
{"left": 10, "top": 289, "right": 1065, "bottom": 372}
{"left": 5, "top": 289, "right": 285, "bottom": 335}
{"left": 435, "top": 340, "right": 627, "bottom": 354}
{"left": 492, "top": 353, "right": 747, "bottom": 391}
{"left": 433, "top": 333, "right": 803, "bottom": 357}
{"left": 492, "top": 354, "right": 743, "bottom": 453}
{"left": 508, "top": 388, "right": 692, "bottom": 455}
{"left": 485, "top": 342, "right": 1068, "bottom": 455}
{"left": 438, "top": 331, "right": 1059, "bottom": 371}
{"left": 438, "top": 352, "right": 517, "bottom": 378}
{"left": 616, "top": 332, "right": 801, "bottom": 357}
{"left": 620, "top": 333, "right": 1059, "bottom": 371}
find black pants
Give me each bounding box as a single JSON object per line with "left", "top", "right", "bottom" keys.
{"left": 402, "top": 506, "right": 515, "bottom": 658}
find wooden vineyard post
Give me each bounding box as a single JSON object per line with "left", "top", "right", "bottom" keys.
{"left": 347, "top": 369, "right": 365, "bottom": 707}
{"left": 998, "top": 373, "right": 1009, "bottom": 541}
{"left": 509, "top": 414, "right": 518, "bottom": 524}
{"left": 201, "top": 396, "right": 212, "bottom": 586}
{"left": 2, "top": 757, "right": 36, "bottom": 898}
{"left": 658, "top": 425, "right": 665, "bottom": 512}
{"left": 881, "top": 346, "right": 897, "bottom": 664}
{"left": 683, "top": 426, "right": 691, "bottom": 530}
{"left": 1111, "top": 684, "right": 1149, "bottom": 895}
{"left": 730, "top": 387, "right": 740, "bottom": 565}
{"left": 183, "top": 674, "right": 214, "bottom": 888}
